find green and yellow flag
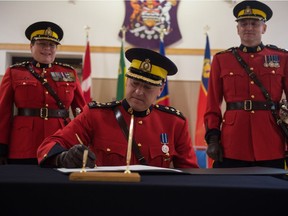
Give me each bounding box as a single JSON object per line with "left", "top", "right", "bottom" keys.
{"left": 116, "top": 40, "right": 126, "bottom": 100}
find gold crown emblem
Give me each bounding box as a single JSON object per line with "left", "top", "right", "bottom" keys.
{"left": 44, "top": 27, "right": 53, "bottom": 37}
{"left": 140, "top": 59, "right": 152, "bottom": 73}
{"left": 244, "top": 6, "right": 252, "bottom": 15}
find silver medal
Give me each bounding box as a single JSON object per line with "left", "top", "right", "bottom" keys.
{"left": 162, "top": 145, "right": 169, "bottom": 154}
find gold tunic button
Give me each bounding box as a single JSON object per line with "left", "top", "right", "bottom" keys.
{"left": 250, "top": 67, "right": 254, "bottom": 70}
{"left": 45, "top": 104, "right": 49, "bottom": 107}
{"left": 251, "top": 110, "right": 255, "bottom": 114}
{"left": 251, "top": 95, "right": 255, "bottom": 99}
{"left": 137, "top": 143, "right": 142, "bottom": 147}
{"left": 250, "top": 81, "right": 254, "bottom": 84}
{"left": 271, "top": 70, "right": 275, "bottom": 74}
{"left": 229, "top": 72, "right": 233, "bottom": 75}
{"left": 251, "top": 54, "right": 254, "bottom": 58}
{"left": 45, "top": 91, "right": 49, "bottom": 94}
{"left": 106, "top": 148, "right": 111, "bottom": 152}
{"left": 138, "top": 120, "right": 143, "bottom": 125}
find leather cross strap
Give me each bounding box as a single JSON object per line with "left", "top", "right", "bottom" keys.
{"left": 26, "top": 63, "right": 68, "bottom": 125}
{"left": 113, "top": 107, "right": 147, "bottom": 165}
{"left": 232, "top": 48, "right": 288, "bottom": 138}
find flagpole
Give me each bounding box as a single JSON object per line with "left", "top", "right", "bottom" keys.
{"left": 160, "top": 26, "right": 166, "bottom": 44}
{"left": 84, "top": 25, "right": 90, "bottom": 42}
{"left": 203, "top": 25, "right": 210, "bottom": 37}
{"left": 121, "top": 25, "right": 127, "bottom": 45}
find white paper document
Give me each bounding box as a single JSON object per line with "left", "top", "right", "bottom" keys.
{"left": 57, "top": 165, "right": 183, "bottom": 174}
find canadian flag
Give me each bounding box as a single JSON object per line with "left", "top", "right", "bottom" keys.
{"left": 81, "top": 40, "right": 92, "bottom": 103}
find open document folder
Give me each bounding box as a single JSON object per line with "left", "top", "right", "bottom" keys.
{"left": 57, "top": 165, "right": 183, "bottom": 174}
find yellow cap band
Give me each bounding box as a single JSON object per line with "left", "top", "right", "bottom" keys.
{"left": 130, "top": 59, "right": 168, "bottom": 79}
{"left": 30, "top": 30, "right": 59, "bottom": 40}
{"left": 238, "top": 8, "right": 266, "bottom": 19}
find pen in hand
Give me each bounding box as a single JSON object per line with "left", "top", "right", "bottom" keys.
{"left": 81, "top": 150, "right": 88, "bottom": 173}
{"left": 75, "top": 133, "right": 88, "bottom": 172}
{"left": 75, "top": 133, "right": 83, "bottom": 145}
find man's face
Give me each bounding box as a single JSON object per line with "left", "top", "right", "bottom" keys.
{"left": 125, "top": 78, "right": 164, "bottom": 111}
{"left": 237, "top": 19, "right": 267, "bottom": 46}
{"left": 30, "top": 39, "right": 58, "bottom": 64}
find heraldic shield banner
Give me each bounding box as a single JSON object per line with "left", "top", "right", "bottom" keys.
{"left": 119, "top": 0, "right": 182, "bottom": 49}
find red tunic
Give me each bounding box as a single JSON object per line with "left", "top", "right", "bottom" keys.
{"left": 204, "top": 45, "right": 288, "bottom": 161}
{"left": 37, "top": 100, "right": 199, "bottom": 168}
{"left": 0, "top": 62, "right": 86, "bottom": 159}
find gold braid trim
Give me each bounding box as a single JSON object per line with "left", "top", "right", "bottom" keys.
{"left": 126, "top": 70, "right": 163, "bottom": 86}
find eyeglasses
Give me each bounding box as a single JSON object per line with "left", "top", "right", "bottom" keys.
{"left": 35, "top": 41, "right": 57, "bottom": 49}
{"left": 238, "top": 20, "right": 263, "bottom": 28}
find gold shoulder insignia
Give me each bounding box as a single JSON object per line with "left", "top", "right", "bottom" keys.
{"left": 88, "top": 100, "right": 121, "bottom": 109}
{"left": 10, "top": 61, "right": 30, "bottom": 68}
{"left": 215, "top": 47, "right": 235, "bottom": 55}
{"left": 54, "top": 62, "right": 75, "bottom": 69}
{"left": 154, "top": 104, "right": 185, "bottom": 120}
{"left": 266, "top": 44, "right": 288, "bottom": 53}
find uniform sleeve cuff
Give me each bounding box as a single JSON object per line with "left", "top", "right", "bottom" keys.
{"left": 205, "top": 129, "right": 221, "bottom": 143}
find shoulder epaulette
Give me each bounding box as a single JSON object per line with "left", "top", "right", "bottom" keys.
{"left": 215, "top": 47, "right": 235, "bottom": 55}
{"left": 10, "top": 61, "right": 30, "bottom": 68}
{"left": 88, "top": 100, "right": 121, "bottom": 109}
{"left": 154, "top": 104, "right": 185, "bottom": 120}
{"left": 265, "top": 44, "right": 288, "bottom": 52}
{"left": 54, "top": 62, "right": 75, "bottom": 69}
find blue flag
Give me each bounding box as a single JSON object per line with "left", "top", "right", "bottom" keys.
{"left": 156, "top": 35, "right": 170, "bottom": 106}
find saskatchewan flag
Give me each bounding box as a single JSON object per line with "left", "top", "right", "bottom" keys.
{"left": 116, "top": 40, "right": 126, "bottom": 100}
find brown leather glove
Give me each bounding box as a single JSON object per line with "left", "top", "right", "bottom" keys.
{"left": 56, "top": 144, "right": 96, "bottom": 168}
{"left": 206, "top": 135, "right": 223, "bottom": 162}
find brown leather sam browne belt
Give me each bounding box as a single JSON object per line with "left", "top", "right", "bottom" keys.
{"left": 18, "top": 108, "right": 69, "bottom": 119}
{"left": 226, "top": 100, "right": 279, "bottom": 111}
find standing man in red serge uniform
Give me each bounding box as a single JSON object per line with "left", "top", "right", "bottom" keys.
{"left": 204, "top": 0, "right": 288, "bottom": 169}
{"left": 0, "top": 21, "right": 86, "bottom": 164}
